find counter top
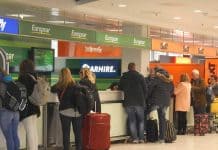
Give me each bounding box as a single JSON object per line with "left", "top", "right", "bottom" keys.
{"left": 99, "top": 90, "right": 124, "bottom": 102}
{"left": 47, "top": 90, "right": 124, "bottom": 103}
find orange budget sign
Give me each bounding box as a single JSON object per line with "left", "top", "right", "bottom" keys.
{"left": 205, "top": 58, "right": 218, "bottom": 85}
{"left": 75, "top": 43, "right": 122, "bottom": 58}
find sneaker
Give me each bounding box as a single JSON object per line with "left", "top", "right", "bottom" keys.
{"left": 132, "top": 140, "right": 139, "bottom": 144}
{"left": 159, "top": 140, "right": 165, "bottom": 144}
{"left": 139, "top": 139, "right": 145, "bottom": 144}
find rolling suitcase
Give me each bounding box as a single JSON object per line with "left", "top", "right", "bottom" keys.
{"left": 194, "top": 114, "right": 209, "bottom": 136}
{"left": 82, "top": 113, "right": 110, "bottom": 150}
{"left": 146, "top": 119, "right": 158, "bottom": 142}
{"left": 165, "top": 120, "right": 177, "bottom": 143}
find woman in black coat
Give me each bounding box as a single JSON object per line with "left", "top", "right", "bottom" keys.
{"left": 147, "top": 68, "right": 174, "bottom": 143}
{"left": 18, "top": 59, "right": 40, "bottom": 150}
{"left": 51, "top": 67, "right": 82, "bottom": 150}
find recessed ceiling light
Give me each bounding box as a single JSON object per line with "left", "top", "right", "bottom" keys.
{"left": 118, "top": 4, "right": 127, "bottom": 8}
{"left": 194, "top": 10, "right": 203, "bottom": 13}
{"left": 7, "top": 14, "right": 34, "bottom": 19}
{"left": 214, "top": 25, "right": 218, "bottom": 29}
{"left": 51, "top": 8, "right": 59, "bottom": 16}
{"left": 173, "top": 16, "right": 181, "bottom": 20}
{"left": 46, "top": 20, "right": 76, "bottom": 24}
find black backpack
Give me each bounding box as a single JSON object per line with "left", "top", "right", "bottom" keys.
{"left": 3, "top": 81, "right": 27, "bottom": 112}
{"left": 75, "top": 84, "right": 95, "bottom": 115}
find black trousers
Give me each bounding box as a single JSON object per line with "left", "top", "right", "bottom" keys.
{"left": 177, "top": 111, "right": 187, "bottom": 132}
{"left": 60, "top": 114, "right": 83, "bottom": 150}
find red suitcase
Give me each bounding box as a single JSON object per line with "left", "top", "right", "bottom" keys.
{"left": 82, "top": 113, "right": 110, "bottom": 150}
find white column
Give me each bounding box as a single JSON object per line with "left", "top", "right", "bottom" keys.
{"left": 121, "top": 25, "right": 150, "bottom": 76}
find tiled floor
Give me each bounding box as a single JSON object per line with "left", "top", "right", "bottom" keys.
{"left": 110, "top": 134, "right": 218, "bottom": 150}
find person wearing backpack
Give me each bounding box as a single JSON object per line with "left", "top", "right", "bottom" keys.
{"left": 51, "top": 68, "right": 82, "bottom": 150}
{"left": 18, "top": 59, "right": 40, "bottom": 150}
{"left": 0, "top": 68, "right": 20, "bottom": 150}
{"left": 79, "top": 68, "right": 101, "bottom": 113}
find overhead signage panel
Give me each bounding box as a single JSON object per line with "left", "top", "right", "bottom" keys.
{"left": 80, "top": 59, "right": 121, "bottom": 78}
{"left": 0, "top": 17, "right": 19, "bottom": 35}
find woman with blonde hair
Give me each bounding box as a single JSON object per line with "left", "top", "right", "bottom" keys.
{"left": 174, "top": 73, "right": 191, "bottom": 135}
{"left": 79, "top": 68, "right": 101, "bottom": 112}
{"left": 51, "top": 68, "right": 82, "bottom": 150}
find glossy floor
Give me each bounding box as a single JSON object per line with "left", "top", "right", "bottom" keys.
{"left": 110, "top": 134, "right": 218, "bottom": 150}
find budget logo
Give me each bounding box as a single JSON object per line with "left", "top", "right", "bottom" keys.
{"left": 0, "top": 19, "right": 6, "bottom": 31}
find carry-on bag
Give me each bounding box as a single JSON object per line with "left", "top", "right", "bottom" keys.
{"left": 165, "top": 120, "right": 177, "bottom": 143}
{"left": 146, "top": 119, "right": 158, "bottom": 142}
{"left": 82, "top": 113, "right": 110, "bottom": 150}
{"left": 194, "top": 114, "right": 209, "bottom": 136}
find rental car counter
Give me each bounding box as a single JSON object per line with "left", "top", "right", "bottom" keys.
{"left": 18, "top": 90, "right": 126, "bottom": 149}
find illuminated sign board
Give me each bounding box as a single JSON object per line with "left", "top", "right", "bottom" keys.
{"left": 80, "top": 59, "right": 121, "bottom": 78}
{"left": 0, "top": 17, "right": 19, "bottom": 34}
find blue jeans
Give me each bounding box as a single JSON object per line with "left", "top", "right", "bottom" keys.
{"left": 0, "top": 109, "right": 20, "bottom": 150}
{"left": 157, "top": 106, "right": 167, "bottom": 140}
{"left": 60, "top": 114, "right": 82, "bottom": 150}
{"left": 125, "top": 106, "right": 145, "bottom": 140}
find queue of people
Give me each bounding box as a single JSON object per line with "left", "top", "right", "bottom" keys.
{"left": 119, "top": 62, "right": 218, "bottom": 143}
{"left": 0, "top": 59, "right": 101, "bottom": 150}
{"left": 0, "top": 60, "right": 218, "bottom": 149}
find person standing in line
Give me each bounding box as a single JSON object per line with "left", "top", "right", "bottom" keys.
{"left": 191, "top": 69, "right": 207, "bottom": 114}
{"left": 79, "top": 68, "right": 101, "bottom": 113}
{"left": 147, "top": 68, "right": 174, "bottom": 143}
{"left": 119, "top": 62, "right": 147, "bottom": 144}
{"left": 18, "top": 59, "right": 40, "bottom": 150}
{"left": 206, "top": 75, "right": 217, "bottom": 113}
{"left": 174, "top": 73, "right": 191, "bottom": 135}
{"left": 51, "top": 68, "right": 82, "bottom": 150}
{"left": 0, "top": 68, "right": 20, "bottom": 150}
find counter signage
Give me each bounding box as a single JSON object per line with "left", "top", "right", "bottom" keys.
{"left": 205, "top": 59, "right": 218, "bottom": 85}
{"left": 19, "top": 21, "right": 66, "bottom": 39}
{"left": 131, "top": 37, "right": 151, "bottom": 49}
{"left": 66, "top": 27, "right": 96, "bottom": 42}
{"left": 20, "top": 21, "right": 96, "bottom": 42}
{"left": 75, "top": 43, "right": 122, "bottom": 58}
{"left": 96, "top": 32, "right": 151, "bottom": 49}
{"left": 80, "top": 59, "right": 121, "bottom": 78}
{"left": 0, "top": 17, "right": 19, "bottom": 35}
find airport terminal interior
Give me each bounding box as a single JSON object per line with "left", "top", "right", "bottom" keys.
{"left": 1, "top": 0, "right": 218, "bottom": 150}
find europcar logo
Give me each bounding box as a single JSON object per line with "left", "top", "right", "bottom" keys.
{"left": 0, "top": 19, "right": 6, "bottom": 31}
{"left": 82, "top": 64, "right": 116, "bottom": 73}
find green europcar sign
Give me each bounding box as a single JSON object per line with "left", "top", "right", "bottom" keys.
{"left": 96, "top": 32, "right": 151, "bottom": 49}
{"left": 19, "top": 21, "right": 65, "bottom": 39}
{"left": 19, "top": 21, "right": 151, "bottom": 49}
{"left": 65, "top": 27, "right": 96, "bottom": 43}
{"left": 19, "top": 21, "right": 96, "bottom": 43}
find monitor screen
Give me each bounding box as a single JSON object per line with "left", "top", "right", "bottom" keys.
{"left": 30, "top": 47, "right": 54, "bottom": 72}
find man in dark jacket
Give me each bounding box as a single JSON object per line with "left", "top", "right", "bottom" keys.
{"left": 119, "top": 63, "right": 147, "bottom": 143}
{"left": 147, "top": 68, "right": 174, "bottom": 143}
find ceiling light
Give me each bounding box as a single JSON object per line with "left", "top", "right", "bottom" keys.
{"left": 118, "top": 4, "right": 127, "bottom": 8}
{"left": 194, "top": 10, "right": 203, "bottom": 13}
{"left": 214, "top": 26, "right": 218, "bottom": 29}
{"left": 46, "top": 20, "right": 76, "bottom": 24}
{"left": 51, "top": 8, "right": 59, "bottom": 16}
{"left": 7, "top": 14, "right": 34, "bottom": 19}
{"left": 173, "top": 16, "right": 181, "bottom": 20}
